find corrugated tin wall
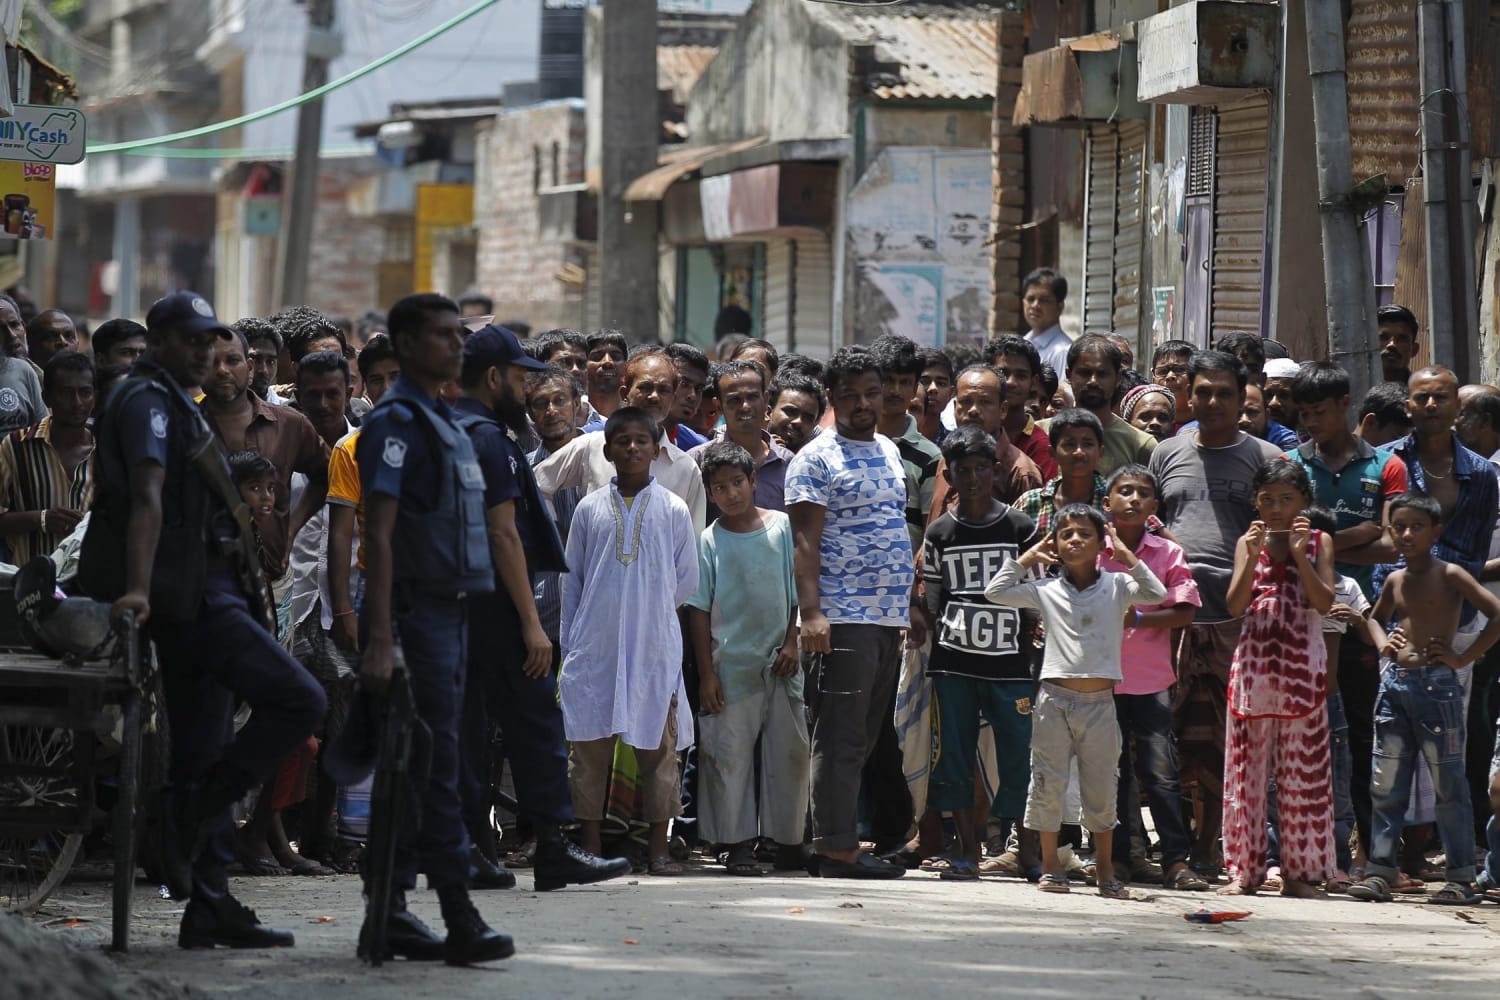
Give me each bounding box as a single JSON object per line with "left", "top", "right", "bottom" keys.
{"left": 1211, "top": 96, "right": 1270, "bottom": 341}
{"left": 1083, "top": 124, "right": 1120, "bottom": 335}
{"left": 763, "top": 238, "right": 793, "bottom": 353}
{"left": 793, "top": 235, "right": 835, "bottom": 358}
{"left": 1113, "top": 120, "right": 1148, "bottom": 347}
{"left": 1346, "top": 0, "right": 1421, "bottom": 186}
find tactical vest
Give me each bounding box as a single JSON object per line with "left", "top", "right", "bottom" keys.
{"left": 78, "top": 359, "right": 222, "bottom": 620}
{"left": 452, "top": 408, "right": 568, "bottom": 578}
{"left": 372, "top": 381, "right": 494, "bottom": 598}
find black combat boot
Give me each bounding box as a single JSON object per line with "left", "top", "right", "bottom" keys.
{"left": 470, "top": 846, "right": 518, "bottom": 890}
{"left": 532, "top": 825, "right": 631, "bottom": 891}
{"left": 357, "top": 890, "right": 445, "bottom": 962}
{"left": 178, "top": 875, "right": 295, "bottom": 950}
{"left": 436, "top": 885, "right": 515, "bottom": 966}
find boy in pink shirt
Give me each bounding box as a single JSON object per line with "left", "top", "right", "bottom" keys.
{"left": 1101, "top": 465, "right": 1207, "bottom": 891}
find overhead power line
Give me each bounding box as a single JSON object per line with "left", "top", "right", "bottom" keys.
{"left": 85, "top": 0, "right": 500, "bottom": 155}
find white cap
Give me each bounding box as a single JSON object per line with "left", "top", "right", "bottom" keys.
{"left": 1264, "top": 358, "right": 1302, "bottom": 380}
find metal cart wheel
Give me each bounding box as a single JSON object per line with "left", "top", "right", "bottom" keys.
{"left": 0, "top": 723, "right": 84, "bottom": 912}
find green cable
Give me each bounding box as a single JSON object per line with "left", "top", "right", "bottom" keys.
{"left": 122, "top": 145, "right": 370, "bottom": 160}
{"left": 85, "top": 0, "right": 500, "bottom": 155}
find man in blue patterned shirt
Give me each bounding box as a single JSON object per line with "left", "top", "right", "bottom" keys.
{"left": 785, "top": 347, "right": 916, "bottom": 880}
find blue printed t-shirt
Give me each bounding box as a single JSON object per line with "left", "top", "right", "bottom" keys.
{"left": 685, "top": 511, "right": 800, "bottom": 702}
{"left": 784, "top": 430, "right": 914, "bottom": 626}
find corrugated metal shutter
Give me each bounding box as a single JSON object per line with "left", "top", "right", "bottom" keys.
{"left": 1211, "top": 96, "right": 1270, "bottom": 341}
{"left": 792, "top": 234, "right": 834, "bottom": 358}
{"left": 1113, "top": 121, "right": 1148, "bottom": 345}
{"left": 1082, "top": 124, "right": 1119, "bottom": 335}
{"left": 763, "top": 238, "right": 793, "bottom": 353}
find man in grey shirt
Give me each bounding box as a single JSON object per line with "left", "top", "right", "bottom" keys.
{"left": 0, "top": 355, "right": 46, "bottom": 436}
{"left": 1147, "top": 349, "right": 1282, "bottom": 878}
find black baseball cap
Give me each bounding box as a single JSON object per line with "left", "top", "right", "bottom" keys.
{"left": 145, "top": 291, "right": 233, "bottom": 340}
{"left": 463, "top": 324, "right": 548, "bottom": 372}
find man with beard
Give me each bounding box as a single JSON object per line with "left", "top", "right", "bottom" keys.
{"left": 785, "top": 347, "right": 916, "bottom": 879}
{"left": 1043, "top": 334, "right": 1155, "bottom": 477}
{"left": 201, "top": 331, "right": 328, "bottom": 581}
{"left": 455, "top": 326, "right": 631, "bottom": 892}
{"left": 232, "top": 318, "right": 286, "bottom": 404}
{"left": 663, "top": 343, "right": 711, "bottom": 450}
{"left": 525, "top": 368, "right": 583, "bottom": 653}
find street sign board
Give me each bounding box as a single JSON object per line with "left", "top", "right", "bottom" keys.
{"left": 0, "top": 105, "right": 86, "bottom": 165}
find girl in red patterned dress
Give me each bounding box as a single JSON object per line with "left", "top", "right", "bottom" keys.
{"left": 1218, "top": 460, "right": 1337, "bottom": 898}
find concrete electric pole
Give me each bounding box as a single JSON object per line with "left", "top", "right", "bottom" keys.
{"left": 597, "top": 0, "right": 661, "bottom": 342}
{"left": 275, "top": 0, "right": 339, "bottom": 310}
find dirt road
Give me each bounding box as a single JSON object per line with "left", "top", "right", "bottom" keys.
{"left": 29, "top": 867, "right": 1500, "bottom": 999}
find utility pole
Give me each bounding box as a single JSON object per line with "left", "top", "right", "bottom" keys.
{"left": 598, "top": 0, "right": 661, "bottom": 342}
{"left": 1301, "top": 0, "right": 1379, "bottom": 398}
{"left": 1418, "top": 0, "right": 1478, "bottom": 381}
{"left": 275, "top": 0, "right": 339, "bottom": 309}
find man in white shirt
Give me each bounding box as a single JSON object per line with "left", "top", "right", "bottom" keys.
{"left": 1023, "top": 268, "right": 1074, "bottom": 380}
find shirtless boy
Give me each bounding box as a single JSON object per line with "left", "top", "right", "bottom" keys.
{"left": 1350, "top": 494, "right": 1500, "bottom": 905}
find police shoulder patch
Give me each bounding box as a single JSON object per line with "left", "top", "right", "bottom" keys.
{"left": 149, "top": 408, "right": 168, "bottom": 439}
{"left": 382, "top": 436, "right": 407, "bottom": 469}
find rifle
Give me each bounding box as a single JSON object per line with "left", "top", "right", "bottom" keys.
{"left": 185, "top": 427, "right": 277, "bottom": 633}
{"left": 362, "top": 650, "right": 426, "bottom": 966}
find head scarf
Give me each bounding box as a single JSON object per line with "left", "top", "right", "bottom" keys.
{"left": 1119, "top": 383, "right": 1176, "bottom": 423}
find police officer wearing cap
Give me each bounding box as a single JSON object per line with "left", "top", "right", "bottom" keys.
{"left": 355, "top": 294, "right": 512, "bottom": 965}
{"left": 453, "top": 326, "right": 631, "bottom": 891}
{"left": 80, "top": 291, "right": 326, "bottom": 949}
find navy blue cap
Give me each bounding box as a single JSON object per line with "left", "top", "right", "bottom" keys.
{"left": 463, "top": 324, "right": 548, "bottom": 372}
{"left": 145, "top": 291, "right": 233, "bottom": 339}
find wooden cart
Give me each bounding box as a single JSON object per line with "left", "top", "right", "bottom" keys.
{"left": 0, "top": 614, "right": 152, "bottom": 952}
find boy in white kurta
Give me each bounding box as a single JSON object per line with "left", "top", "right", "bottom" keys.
{"left": 560, "top": 408, "right": 699, "bottom": 874}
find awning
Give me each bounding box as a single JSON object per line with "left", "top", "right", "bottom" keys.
{"left": 623, "top": 136, "right": 767, "bottom": 202}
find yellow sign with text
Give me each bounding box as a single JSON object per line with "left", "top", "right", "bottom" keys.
{"left": 0, "top": 161, "right": 57, "bottom": 240}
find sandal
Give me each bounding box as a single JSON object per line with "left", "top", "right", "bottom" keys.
{"left": 1262, "top": 868, "right": 1284, "bottom": 893}
{"left": 1326, "top": 871, "right": 1352, "bottom": 895}
{"left": 978, "top": 853, "right": 1020, "bottom": 876}
{"left": 1347, "top": 875, "right": 1393, "bottom": 902}
{"left": 1392, "top": 874, "right": 1427, "bottom": 895}
{"left": 920, "top": 857, "right": 954, "bottom": 873}
{"left": 939, "top": 859, "right": 980, "bottom": 882}
{"left": 286, "top": 856, "right": 336, "bottom": 877}
{"left": 1165, "top": 866, "right": 1211, "bottom": 892}
{"left": 504, "top": 840, "right": 536, "bottom": 869}
{"left": 1425, "top": 881, "right": 1479, "bottom": 906}
{"left": 649, "top": 856, "right": 683, "bottom": 876}
{"left": 725, "top": 843, "right": 763, "bottom": 877}
{"left": 1038, "top": 872, "right": 1070, "bottom": 893}
{"left": 1098, "top": 878, "right": 1130, "bottom": 900}
{"left": 1482, "top": 887, "right": 1500, "bottom": 904}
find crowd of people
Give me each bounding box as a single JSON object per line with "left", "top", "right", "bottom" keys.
{"left": 7, "top": 265, "right": 1500, "bottom": 968}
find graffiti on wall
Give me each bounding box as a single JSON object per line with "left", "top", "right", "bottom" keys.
{"left": 848, "top": 148, "right": 992, "bottom": 347}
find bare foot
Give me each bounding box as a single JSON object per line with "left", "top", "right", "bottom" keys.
{"left": 1280, "top": 878, "right": 1327, "bottom": 900}
{"left": 1216, "top": 880, "right": 1257, "bottom": 896}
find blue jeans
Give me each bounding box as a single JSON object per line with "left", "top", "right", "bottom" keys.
{"left": 1112, "top": 690, "right": 1193, "bottom": 869}
{"left": 1368, "top": 664, "right": 1475, "bottom": 884}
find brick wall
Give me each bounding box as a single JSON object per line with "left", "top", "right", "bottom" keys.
{"left": 988, "top": 12, "right": 1025, "bottom": 337}
{"left": 474, "top": 100, "right": 589, "bottom": 333}
{"left": 304, "top": 159, "right": 386, "bottom": 319}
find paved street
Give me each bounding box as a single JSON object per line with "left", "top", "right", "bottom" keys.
{"left": 32, "top": 865, "right": 1500, "bottom": 999}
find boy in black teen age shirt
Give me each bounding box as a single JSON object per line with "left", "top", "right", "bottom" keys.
{"left": 920, "top": 426, "right": 1039, "bottom": 880}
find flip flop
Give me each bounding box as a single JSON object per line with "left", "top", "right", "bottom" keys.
{"left": 1347, "top": 875, "right": 1393, "bottom": 902}
{"left": 920, "top": 857, "right": 955, "bottom": 873}
{"left": 1165, "top": 867, "right": 1211, "bottom": 892}
{"left": 649, "top": 856, "right": 684, "bottom": 876}
{"left": 1424, "top": 882, "right": 1479, "bottom": 906}
{"left": 725, "top": 844, "right": 763, "bottom": 877}
{"left": 939, "top": 859, "right": 980, "bottom": 882}
{"left": 1391, "top": 874, "right": 1427, "bottom": 895}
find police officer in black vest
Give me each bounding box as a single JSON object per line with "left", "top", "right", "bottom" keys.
{"left": 355, "top": 294, "right": 512, "bottom": 965}
{"left": 81, "top": 292, "right": 326, "bottom": 949}
{"left": 452, "top": 325, "right": 631, "bottom": 891}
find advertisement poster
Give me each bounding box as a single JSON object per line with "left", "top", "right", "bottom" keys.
{"left": 0, "top": 161, "right": 56, "bottom": 240}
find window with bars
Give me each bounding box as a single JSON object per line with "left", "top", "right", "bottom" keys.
{"left": 1187, "top": 107, "right": 1216, "bottom": 199}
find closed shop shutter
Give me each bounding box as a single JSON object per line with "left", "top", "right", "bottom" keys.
{"left": 1210, "top": 95, "right": 1271, "bottom": 340}
{"left": 763, "top": 238, "right": 793, "bottom": 353}
{"left": 1112, "top": 120, "right": 1148, "bottom": 345}
{"left": 1082, "top": 124, "right": 1119, "bottom": 336}
{"left": 792, "top": 234, "right": 834, "bottom": 357}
